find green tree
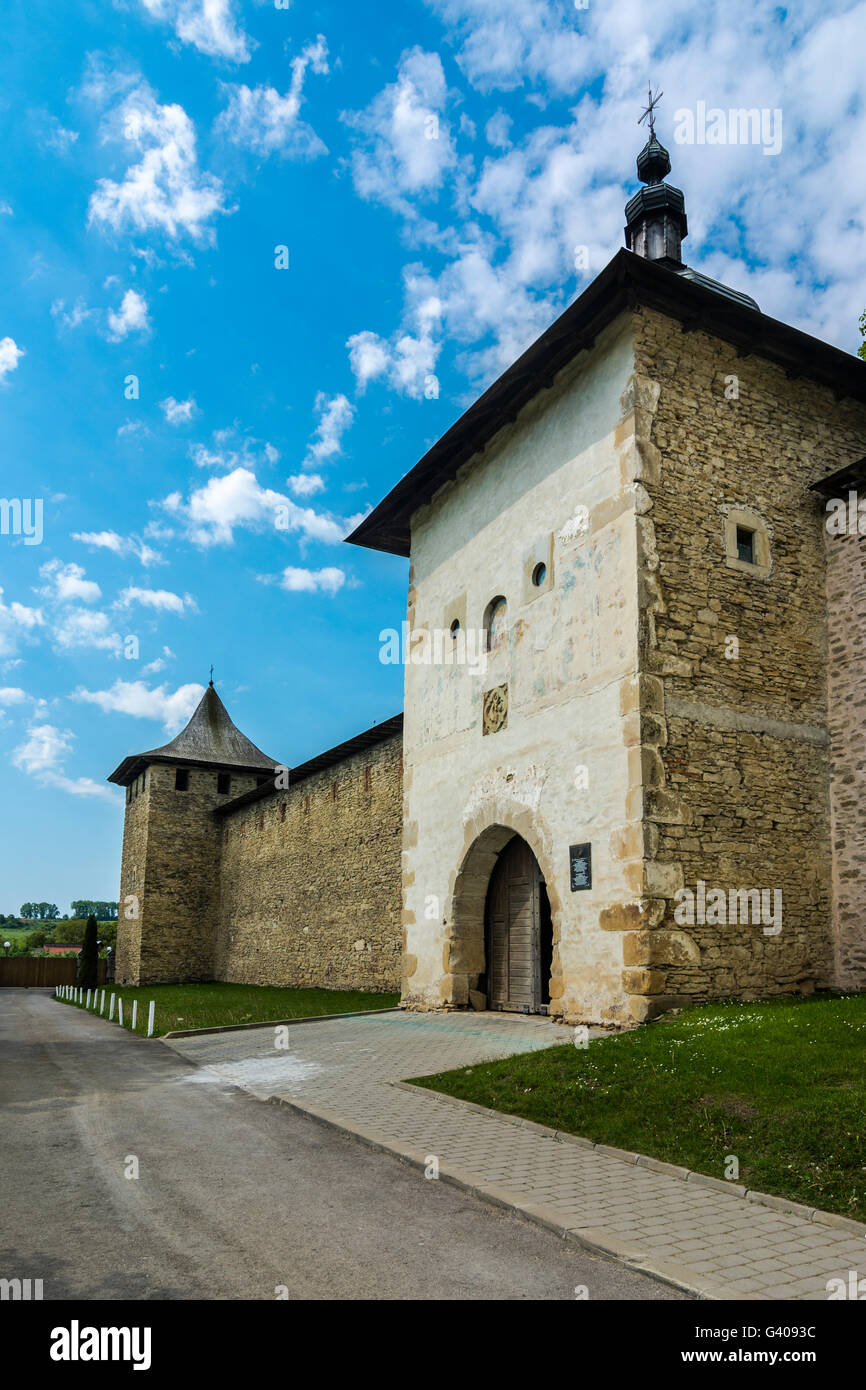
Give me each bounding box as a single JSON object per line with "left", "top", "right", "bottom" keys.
{"left": 77, "top": 915, "right": 99, "bottom": 989}
{"left": 20, "top": 902, "right": 33, "bottom": 919}
{"left": 26, "top": 929, "right": 47, "bottom": 950}
{"left": 52, "top": 921, "right": 86, "bottom": 946}
{"left": 70, "top": 900, "right": 119, "bottom": 921}
{"left": 859, "top": 310, "right": 866, "bottom": 361}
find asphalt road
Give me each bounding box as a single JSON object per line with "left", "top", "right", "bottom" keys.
{"left": 0, "top": 990, "right": 686, "bottom": 1301}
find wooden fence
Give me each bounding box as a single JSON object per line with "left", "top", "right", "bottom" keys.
{"left": 0, "top": 957, "right": 107, "bottom": 988}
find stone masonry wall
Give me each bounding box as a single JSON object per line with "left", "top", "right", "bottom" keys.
{"left": 117, "top": 763, "right": 260, "bottom": 985}
{"left": 115, "top": 778, "right": 148, "bottom": 983}
{"left": 623, "top": 306, "right": 866, "bottom": 1015}
{"left": 214, "top": 732, "right": 402, "bottom": 992}
{"left": 825, "top": 520, "right": 866, "bottom": 988}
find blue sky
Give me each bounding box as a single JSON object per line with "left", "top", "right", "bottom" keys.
{"left": 1, "top": 0, "right": 864, "bottom": 915}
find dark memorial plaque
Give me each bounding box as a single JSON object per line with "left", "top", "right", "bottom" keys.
{"left": 569, "top": 842, "right": 592, "bottom": 891}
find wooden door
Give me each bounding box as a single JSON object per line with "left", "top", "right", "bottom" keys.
{"left": 485, "top": 837, "right": 542, "bottom": 1013}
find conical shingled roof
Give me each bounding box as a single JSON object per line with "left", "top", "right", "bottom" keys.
{"left": 107, "top": 683, "right": 280, "bottom": 786}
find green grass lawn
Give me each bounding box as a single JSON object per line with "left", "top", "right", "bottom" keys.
{"left": 411, "top": 993, "right": 866, "bottom": 1220}
{"left": 55, "top": 980, "right": 399, "bottom": 1037}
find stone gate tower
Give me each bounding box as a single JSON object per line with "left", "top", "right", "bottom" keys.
{"left": 108, "top": 681, "right": 279, "bottom": 985}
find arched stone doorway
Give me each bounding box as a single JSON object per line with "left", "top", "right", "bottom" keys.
{"left": 485, "top": 835, "right": 553, "bottom": 1013}
{"left": 449, "top": 825, "right": 554, "bottom": 1014}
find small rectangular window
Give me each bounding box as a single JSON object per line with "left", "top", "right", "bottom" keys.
{"left": 175, "top": 768, "right": 189, "bottom": 791}
{"left": 364, "top": 765, "right": 371, "bottom": 792}
{"left": 217, "top": 773, "right": 231, "bottom": 795}
{"left": 736, "top": 526, "right": 755, "bottom": 564}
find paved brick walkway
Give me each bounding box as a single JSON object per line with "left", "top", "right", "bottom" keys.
{"left": 165, "top": 1010, "right": 864, "bottom": 1300}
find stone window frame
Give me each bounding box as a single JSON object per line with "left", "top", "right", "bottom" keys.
{"left": 522, "top": 532, "right": 555, "bottom": 605}
{"left": 722, "top": 506, "right": 771, "bottom": 579}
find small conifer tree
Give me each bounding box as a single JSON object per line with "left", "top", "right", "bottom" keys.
{"left": 77, "top": 914, "right": 99, "bottom": 989}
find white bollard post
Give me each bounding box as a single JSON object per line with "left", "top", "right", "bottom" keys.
{"left": 131, "top": 1000, "right": 138, "bottom": 1031}
{"left": 108, "top": 993, "right": 115, "bottom": 1022}
{"left": 118, "top": 1000, "right": 123, "bottom": 1028}
{"left": 100, "top": 990, "right": 106, "bottom": 1014}
{"left": 86, "top": 989, "right": 91, "bottom": 1009}
{"left": 147, "top": 1001, "right": 155, "bottom": 1038}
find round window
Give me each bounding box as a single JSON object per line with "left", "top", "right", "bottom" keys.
{"left": 450, "top": 619, "right": 461, "bottom": 639}
{"left": 532, "top": 561, "right": 547, "bottom": 587}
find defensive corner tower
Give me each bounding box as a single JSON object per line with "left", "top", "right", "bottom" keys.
{"left": 108, "top": 680, "right": 279, "bottom": 985}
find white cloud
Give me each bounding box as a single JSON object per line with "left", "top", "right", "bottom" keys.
{"left": 278, "top": 566, "right": 346, "bottom": 596}
{"left": 0, "top": 589, "right": 43, "bottom": 659}
{"left": 188, "top": 431, "right": 279, "bottom": 472}
{"left": 107, "top": 289, "right": 150, "bottom": 341}
{"left": 89, "top": 79, "right": 229, "bottom": 244}
{"left": 72, "top": 530, "right": 164, "bottom": 566}
{"left": 71, "top": 530, "right": 125, "bottom": 555}
{"left": 347, "top": 267, "right": 442, "bottom": 397}
{"left": 161, "top": 466, "right": 350, "bottom": 547}
{"left": 51, "top": 609, "right": 122, "bottom": 655}
{"left": 39, "top": 560, "right": 102, "bottom": 605}
{"left": 137, "top": 0, "right": 252, "bottom": 63}
{"left": 117, "top": 586, "right": 196, "bottom": 615}
{"left": 160, "top": 395, "right": 198, "bottom": 424}
{"left": 342, "top": 48, "right": 457, "bottom": 216}
{"left": 215, "top": 36, "right": 329, "bottom": 159}
{"left": 73, "top": 678, "right": 203, "bottom": 730}
{"left": 40, "top": 116, "right": 80, "bottom": 155}
{"left": 143, "top": 644, "right": 174, "bottom": 675}
{"left": 12, "top": 722, "right": 116, "bottom": 801}
{"left": 0, "top": 686, "right": 28, "bottom": 705}
{"left": 0, "top": 337, "right": 25, "bottom": 382}
{"left": 303, "top": 392, "right": 354, "bottom": 468}
{"left": 51, "top": 298, "right": 95, "bottom": 332}
{"left": 287, "top": 472, "right": 325, "bottom": 497}
{"left": 485, "top": 111, "right": 512, "bottom": 148}
{"left": 423, "top": 0, "right": 589, "bottom": 94}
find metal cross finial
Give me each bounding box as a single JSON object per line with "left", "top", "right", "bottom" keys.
{"left": 639, "top": 84, "right": 663, "bottom": 139}
{"left": 209, "top": 664, "right": 214, "bottom": 686}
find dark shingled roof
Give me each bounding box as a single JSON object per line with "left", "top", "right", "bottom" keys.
{"left": 214, "top": 713, "right": 403, "bottom": 817}
{"left": 808, "top": 456, "right": 866, "bottom": 498}
{"left": 345, "top": 248, "right": 866, "bottom": 558}
{"left": 107, "top": 684, "right": 280, "bottom": 786}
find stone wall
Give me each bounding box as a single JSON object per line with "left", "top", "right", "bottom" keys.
{"left": 115, "top": 777, "right": 148, "bottom": 984}
{"left": 825, "top": 518, "right": 866, "bottom": 988}
{"left": 117, "top": 763, "right": 260, "bottom": 985}
{"left": 624, "top": 306, "right": 866, "bottom": 1016}
{"left": 214, "top": 732, "right": 403, "bottom": 992}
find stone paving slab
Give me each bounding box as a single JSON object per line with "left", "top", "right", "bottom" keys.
{"left": 164, "top": 1010, "right": 865, "bottom": 1301}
